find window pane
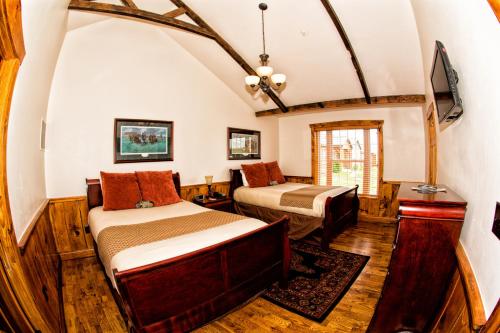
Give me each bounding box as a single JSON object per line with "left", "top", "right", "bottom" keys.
{"left": 315, "top": 126, "right": 380, "bottom": 195}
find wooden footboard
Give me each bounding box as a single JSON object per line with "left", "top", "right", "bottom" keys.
{"left": 321, "top": 185, "right": 359, "bottom": 249}
{"left": 113, "top": 216, "right": 290, "bottom": 333}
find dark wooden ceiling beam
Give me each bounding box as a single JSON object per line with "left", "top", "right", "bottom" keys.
{"left": 163, "top": 7, "right": 187, "bottom": 18}
{"left": 255, "top": 95, "right": 426, "bottom": 117}
{"left": 120, "top": 0, "right": 137, "bottom": 9}
{"left": 320, "top": 0, "right": 371, "bottom": 104}
{"left": 68, "top": 0, "right": 214, "bottom": 39}
{"left": 170, "top": 0, "right": 288, "bottom": 113}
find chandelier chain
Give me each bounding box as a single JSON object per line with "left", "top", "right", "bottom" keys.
{"left": 261, "top": 9, "right": 266, "bottom": 57}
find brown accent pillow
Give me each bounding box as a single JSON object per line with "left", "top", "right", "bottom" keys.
{"left": 265, "top": 161, "right": 286, "bottom": 184}
{"left": 100, "top": 172, "right": 142, "bottom": 211}
{"left": 135, "top": 170, "right": 181, "bottom": 207}
{"left": 241, "top": 162, "right": 269, "bottom": 188}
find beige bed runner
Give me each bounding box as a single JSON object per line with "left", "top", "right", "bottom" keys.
{"left": 97, "top": 211, "right": 245, "bottom": 269}
{"left": 280, "top": 185, "right": 340, "bottom": 209}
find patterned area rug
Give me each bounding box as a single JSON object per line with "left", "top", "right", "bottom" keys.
{"left": 262, "top": 241, "right": 369, "bottom": 322}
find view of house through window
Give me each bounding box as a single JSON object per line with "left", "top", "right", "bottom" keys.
{"left": 311, "top": 121, "right": 382, "bottom": 195}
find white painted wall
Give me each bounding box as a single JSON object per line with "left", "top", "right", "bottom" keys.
{"left": 45, "top": 19, "right": 278, "bottom": 198}
{"left": 278, "top": 107, "right": 426, "bottom": 182}
{"left": 411, "top": 0, "right": 500, "bottom": 317}
{"left": 7, "top": 0, "right": 69, "bottom": 239}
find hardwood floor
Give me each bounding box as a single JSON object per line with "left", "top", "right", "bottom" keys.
{"left": 62, "top": 221, "right": 396, "bottom": 332}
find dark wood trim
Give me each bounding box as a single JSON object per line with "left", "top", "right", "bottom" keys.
{"left": 17, "top": 199, "right": 49, "bottom": 254}
{"left": 119, "top": 0, "right": 137, "bottom": 9}
{"left": 256, "top": 94, "right": 426, "bottom": 117}
{"left": 169, "top": 0, "right": 288, "bottom": 113}
{"left": 456, "top": 242, "right": 486, "bottom": 330}
{"left": 163, "top": 7, "right": 186, "bottom": 18}
{"left": 67, "top": 0, "right": 215, "bottom": 39}
{"left": 319, "top": 0, "right": 370, "bottom": 103}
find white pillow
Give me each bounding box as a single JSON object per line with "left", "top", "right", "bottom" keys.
{"left": 241, "top": 170, "right": 249, "bottom": 187}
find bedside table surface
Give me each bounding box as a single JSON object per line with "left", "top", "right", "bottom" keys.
{"left": 193, "top": 197, "right": 231, "bottom": 205}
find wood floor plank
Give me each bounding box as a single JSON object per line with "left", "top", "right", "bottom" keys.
{"left": 62, "top": 221, "right": 395, "bottom": 332}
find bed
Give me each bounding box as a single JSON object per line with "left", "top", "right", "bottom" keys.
{"left": 229, "top": 169, "right": 359, "bottom": 250}
{"left": 86, "top": 173, "right": 290, "bottom": 333}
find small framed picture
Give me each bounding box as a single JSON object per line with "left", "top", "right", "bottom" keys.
{"left": 114, "top": 118, "right": 173, "bottom": 163}
{"left": 227, "top": 127, "right": 261, "bottom": 160}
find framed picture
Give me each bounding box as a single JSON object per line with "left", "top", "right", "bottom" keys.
{"left": 114, "top": 118, "right": 173, "bottom": 163}
{"left": 227, "top": 127, "right": 261, "bottom": 160}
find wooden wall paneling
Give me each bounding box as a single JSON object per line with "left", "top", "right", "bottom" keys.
{"left": 256, "top": 94, "right": 426, "bottom": 117}
{"left": 431, "top": 242, "right": 487, "bottom": 333}
{"left": 20, "top": 204, "right": 64, "bottom": 332}
{"left": 180, "top": 181, "right": 230, "bottom": 202}
{"left": 284, "top": 175, "right": 313, "bottom": 184}
{"left": 49, "top": 197, "right": 94, "bottom": 260}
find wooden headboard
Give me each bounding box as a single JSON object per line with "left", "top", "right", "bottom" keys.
{"left": 229, "top": 169, "right": 243, "bottom": 198}
{"left": 85, "top": 172, "right": 182, "bottom": 210}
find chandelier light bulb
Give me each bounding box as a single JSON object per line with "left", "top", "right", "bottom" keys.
{"left": 245, "top": 75, "right": 260, "bottom": 87}
{"left": 271, "top": 73, "right": 286, "bottom": 86}
{"left": 256, "top": 66, "right": 273, "bottom": 79}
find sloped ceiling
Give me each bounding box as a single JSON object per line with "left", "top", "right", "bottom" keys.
{"left": 66, "top": 0, "right": 425, "bottom": 111}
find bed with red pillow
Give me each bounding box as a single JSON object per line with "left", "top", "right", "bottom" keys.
{"left": 231, "top": 162, "right": 359, "bottom": 250}
{"left": 86, "top": 171, "right": 290, "bottom": 333}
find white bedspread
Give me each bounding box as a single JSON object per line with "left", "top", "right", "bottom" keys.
{"left": 233, "top": 182, "right": 352, "bottom": 218}
{"left": 88, "top": 201, "right": 266, "bottom": 285}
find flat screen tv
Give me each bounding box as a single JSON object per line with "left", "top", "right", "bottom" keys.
{"left": 430, "top": 40, "right": 463, "bottom": 123}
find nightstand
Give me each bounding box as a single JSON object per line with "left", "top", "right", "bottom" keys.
{"left": 192, "top": 196, "right": 233, "bottom": 213}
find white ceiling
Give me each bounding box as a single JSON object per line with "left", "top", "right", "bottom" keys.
{"left": 66, "top": 0, "right": 425, "bottom": 111}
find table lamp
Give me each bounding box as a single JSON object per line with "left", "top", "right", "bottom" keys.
{"left": 205, "top": 175, "right": 213, "bottom": 198}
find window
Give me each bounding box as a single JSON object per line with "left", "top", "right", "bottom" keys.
{"left": 310, "top": 120, "right": 383, "bottom": 196}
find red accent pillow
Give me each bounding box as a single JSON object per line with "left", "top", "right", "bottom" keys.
{"left": 241, "top": 163, "right": 269, "bottom": 188}
{"left": 100, "top": 172, "right": 142, "bottom": 211}
{"left": 265, "top": 161, "right": 286, "bottom": 184}
{"left": 135, "top": 170, "right": 181, "bottom": 206}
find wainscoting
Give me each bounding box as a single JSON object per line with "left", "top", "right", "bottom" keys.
{"left": 180, "top": 181, "right": 230, "bottom": 201}
{"left": 16, "top": 201, "right": 65, "bottom": 332}
{"left": 285, "top": 176, "right": 400, "bottom": 222}
{"left": 430, "top": 243, "right": 486, "bottom": 332}
{"left": 49, "top": 197, "right": 94, "bottom": 260}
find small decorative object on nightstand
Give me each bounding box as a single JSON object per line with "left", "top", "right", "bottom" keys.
{"left": 193, "top": 193, "right": 233, "bottom": 213}
{"left": 205, "top": 175, "right": 214, "bottom": 197}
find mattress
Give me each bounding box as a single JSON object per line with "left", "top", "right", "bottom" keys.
{"left": 88, "top": 200, "right": 266, "bottom": 286}
{"left": 233, "top": 182, "right": 353, "bottom": 218}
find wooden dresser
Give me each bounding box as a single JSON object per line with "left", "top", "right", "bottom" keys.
{"left": 368, "top": 182, "right": 467, "bottom": 333}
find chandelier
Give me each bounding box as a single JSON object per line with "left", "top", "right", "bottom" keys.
{"left": 245, "top": 3, "right": 286, "bottom": 93}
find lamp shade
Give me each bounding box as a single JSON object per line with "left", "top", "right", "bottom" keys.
{"left": 245, "top": 75, "right": 260, "bottom": 87}
{"left": 256, "top": 66, "right": 273, "bottom": 78}
{"left": 271, "top": 73, "right": 286, "bottom": 86}
{"left": 205, "top": 175, "right": 213, "bottom": 186}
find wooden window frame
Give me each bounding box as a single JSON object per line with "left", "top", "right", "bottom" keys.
{"left": 310, "top": 120, "right": 384, "bottom": 197}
